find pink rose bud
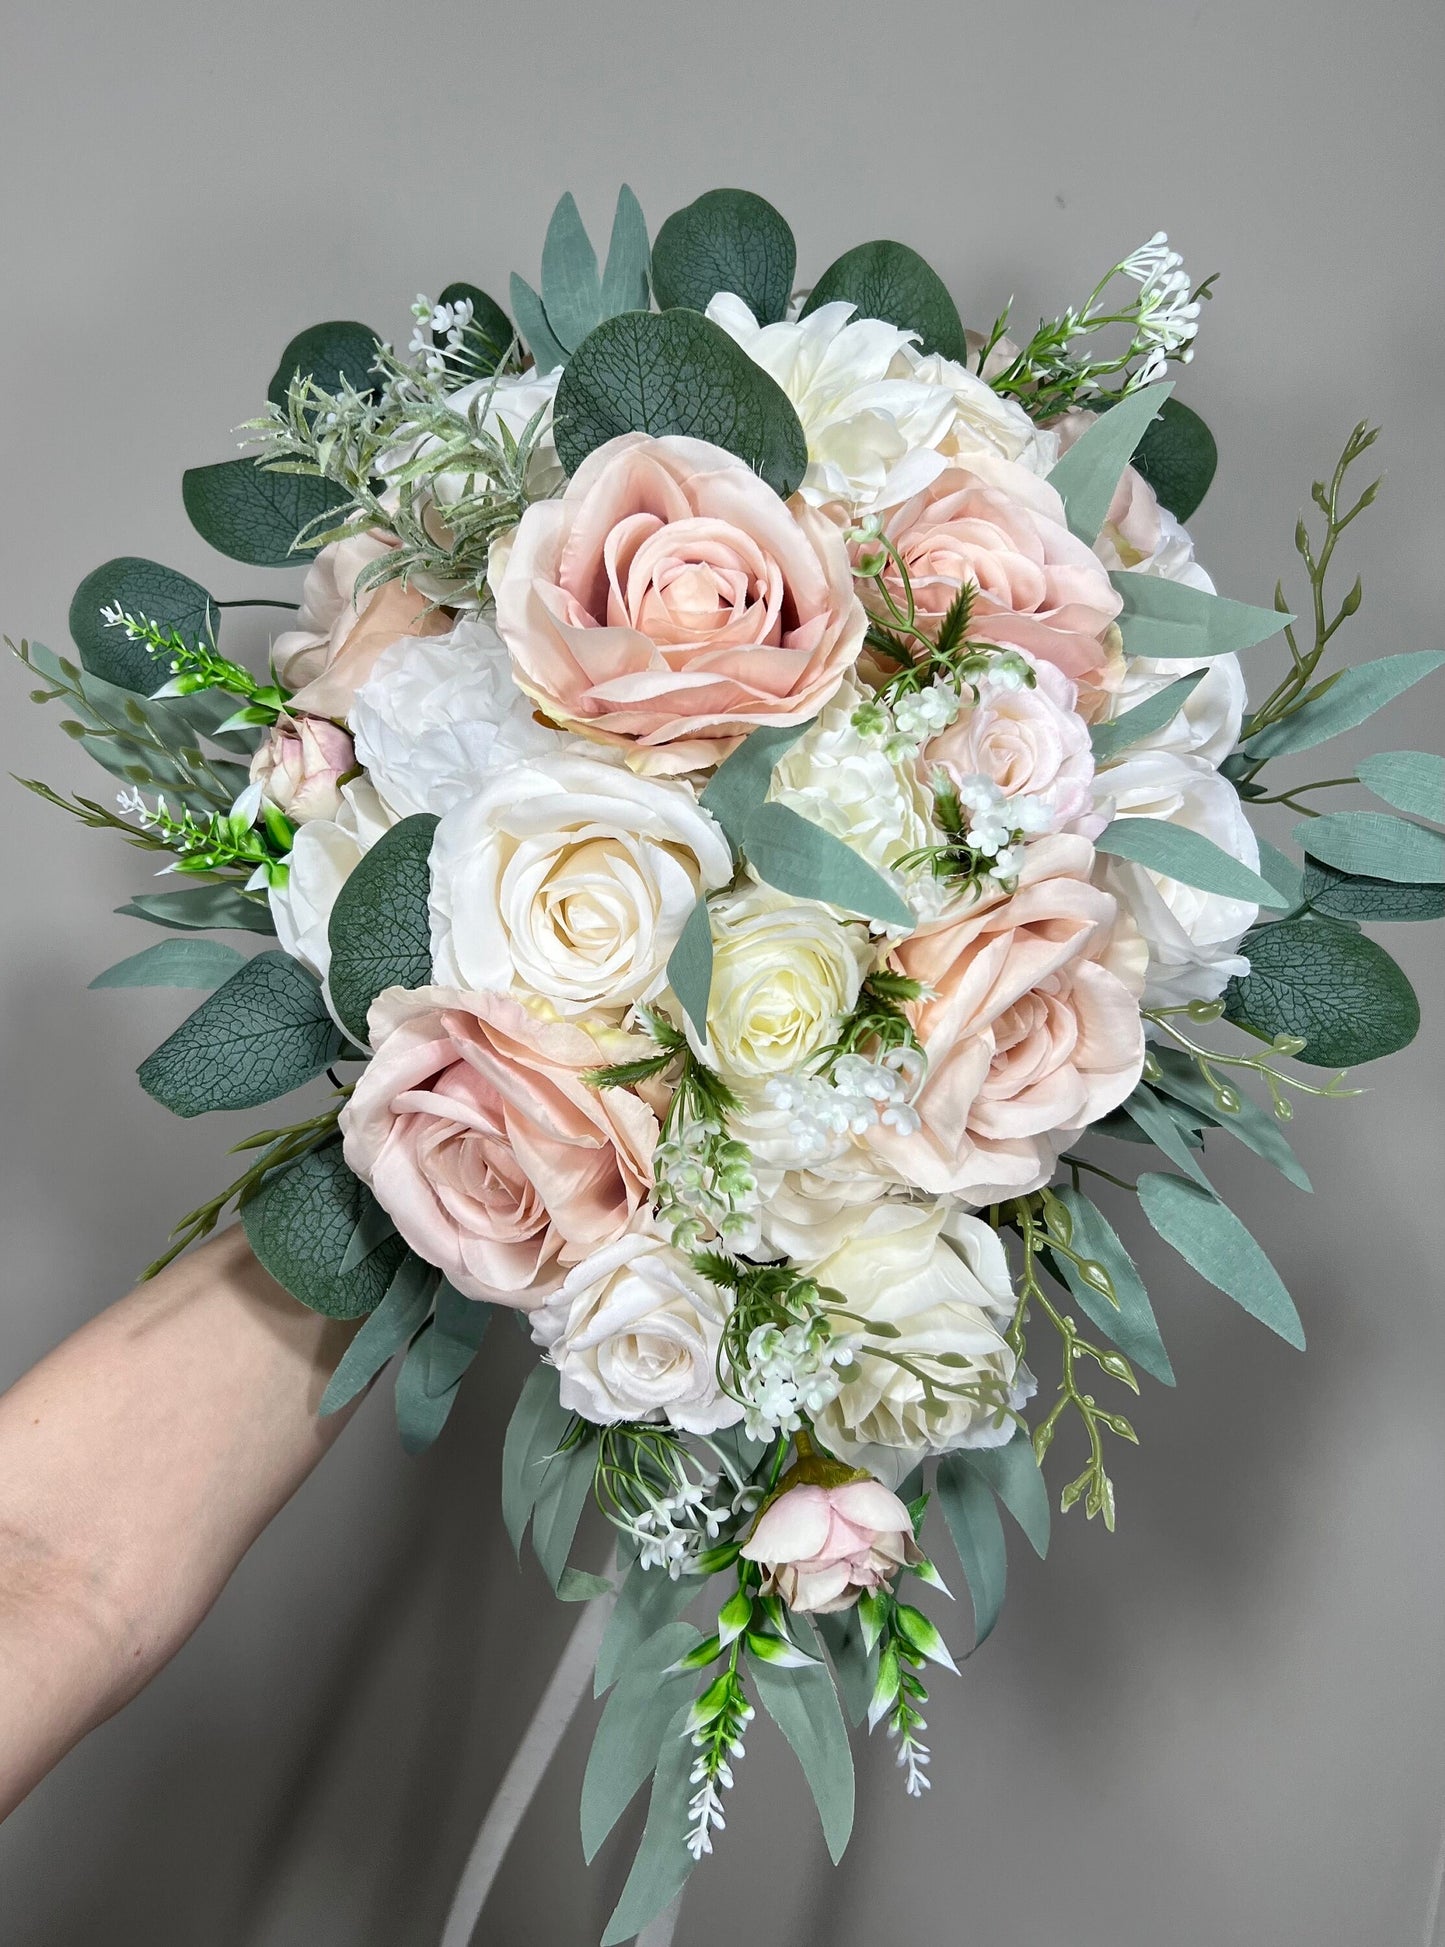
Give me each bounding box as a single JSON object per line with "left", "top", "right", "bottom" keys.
{"left": 249, "top": 715, "right": 356, "bottom": 825}
{"left": 740, "top": 1477, "right": 921, "bottom": 1615}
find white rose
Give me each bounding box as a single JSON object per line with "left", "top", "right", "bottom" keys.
{"left": 752, "top": 1151, "right": 898, "bottom": 1262}
{"left": 768, "top": 686, "right": 936, "bottom": 889}
{"left": 1093, "top": 748, "right": 1260, "bottom": 1007}
{"left": 268, "top": 776, "right": 398, "bottom": 989}
{"left": 690, "top": 880, "right": 872, "bottom": 1082}
{"left": 808, "top": 1202, "right": 1033, "bottom": 1484}
{"left": 705, "top": 295, "right": 1049, "bottom": 511}
{"left": 428, "top": 750, "right": 733, "bottom": 1018}
{"left": 529, "top": 1228, "right": 742, "bottom": 1435}
{"left": 349, "top": 615, "right": 554, "bottom": 817}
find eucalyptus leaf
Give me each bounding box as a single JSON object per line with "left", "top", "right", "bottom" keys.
{"left": 531, "top": 1435, "right": 597, "bottom": 1592}
{"left": 596, "top": 1559, "right": 701, "bottom": 1696}
{"left": 508, "top": 273, "right": 569, "bottom": 375}
{"left": 246, "top": 1142, "right": 411, "bottom": 1326}
{"left": 752, "top": 1656, "right": 854, "bottom": 1864}
{"left": 1245, "top": 651, "right": 1445, "bottom": 759}
{"left": 1223, "top": 912, "right": 1420, "bottom": 1066}
{"left": 600, "top": 1702, "right": 699, "bottom": 1947}
{"left": 1130, "top": 397, "right": 1218, "bottom": 523}
{"left": 138, "top": 950, "right": 342, "bottom": 1117}
{"left": 1096, "top": 817, "right": 1289, "bottom": 908}
{"left": 539, "top": 191, "right": 603, "bottom": 353}
{"left": 1137, "top": 1173, "right": 1304, "bottom": 1347}
{"left": 1121, "top": 1082, "right": 1214, "bottom": 1189}
{"left": 599, "top": 186, "right": 652, "bottom": 320}
{"left": 500, "top": 1363, "right": 572, "bottom": 1556}
{"left": 1255, "top": 837, "right": 1305, "bottom": 911}
{"left": 314, "top": 1248, "right": 436, "bottom": 1408}
{"left": 1047, "top": 383, "right": 1172, "bottom": 547}
{"left": 1357, "top": 750, "right": 1445, "bottom": 825}
{"left": 393, "top": 1319, "right": 460, "bottom": 1455}
{"left": 326, "top": 813, "right": 439, "bottom": 1044}
{"left": 800, "top": 238, "right": 967, "bottom": 362}
{"left": 581, "top": 1622, "right": 702, "bottom": 1863}
{"left": 665, "top": 892, "right": 714, "bottom": 1041}
{"left": 651, "top": 188, "right": 796, "bottom": 324}
{"left": 89, "top": 937, "right": 248, "bottom": 990}
{"left": 1301, "top": 856, "right": 1445, "bottom": 923}
{"left": 1148, "top": 1048, "right": 1312, "bottom": 1191}
{"left": 337, "top": 1193, "right": 398, "bottom": 1275}
{"left": 1113, "top": 571, "right": 1290, "bottom": 660}
{"left": 1050, "top": 1188, "right": 1175, "bottom": 1385}
{"left": 699, "top": 716, "right": 815, "bottom": 849}
{"left": 813, "top": 1608, "right": 878, "bottom": 1728}
{"left": 553, "top": 309, "right": 809, "bottom": 499}
{"left": 959, "top": 1432, "right": 1050, "bottom": 1560}
{"left": 424, "top": 1280, "right": 492, "bottom": 1396}
{"left": 1296, "top": 811, "right": 1445, "bottom": 884}
{"left": 182, "top": 459, "right": 351, "bottom": 567}
{"left": 558, "top": 1569, "right": 614, "bottom": 1602}
{"left": 936, "top": 1453, "right": 1007, "bottom": 1646}
{"left": 267, "top": 319, "right": 382, "bottom": 407}
{"left": 69, "top": 557, "right": 219, "bottom": 695}
{"left": 116, "top": 885, "right": 276, "bottom": 934}
{"left": 1089, "top": 672, "right": 1204, "bottom": 763}
{"left": 742, "top": 801, "right": 913, "bottom": 926}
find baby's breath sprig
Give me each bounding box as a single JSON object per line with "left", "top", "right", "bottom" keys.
{"left": 100, "top": 605, "right": 288, "bottom": 726}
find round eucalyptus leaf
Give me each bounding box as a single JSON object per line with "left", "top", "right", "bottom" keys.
{"left": 652, "top": 189, "right": 796, "bottom": 325}
{"left": 182, "top": 458, "right": 352, "bottom": 567}
{"left": 1223, "top": 913, "right": 1420, "bottom": 1067}
{"left": 327, "top": 813, "right": 439, "bottom": 1045}
{"left": 69, "top": 556, "right": 219, "bottom": 695}
{"left": 1130, "top": 397, "right": 1218, "bottom": 523}
{"left": 800, "top": 239, "right": 967, "bottom": 362}
{"left": 243, "top": 1140, "right": 408, "bottom": 1318}
{"left": 1301, "top": 857, "right": 1445, "bottom": 923}
{"left": 267, "top": 319, "right": 383, "bottom": 408}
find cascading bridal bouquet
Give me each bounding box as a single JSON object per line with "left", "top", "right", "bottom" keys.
{"left": 15, "top": 185, "right": 1443, "bottom": 1941}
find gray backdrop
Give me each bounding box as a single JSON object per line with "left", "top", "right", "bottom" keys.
{"left": 2, "top": 2, "right": 1442, "bottom": 1941}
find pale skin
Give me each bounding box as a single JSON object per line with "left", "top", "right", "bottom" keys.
{"left": 0, "top": 1227, "right": 359, "bottom": 1819}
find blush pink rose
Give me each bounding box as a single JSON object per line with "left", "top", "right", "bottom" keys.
{"left": 867, "top": 833, "right": 1145, "bottom": 1203}
{"left": 491, "top": 433, "right": 865, "bottom": 773}
{"left": 272, "top": 533, "right": 452, "bottom": 720}
{"left": 923, "top": 656, "right": 1103, "bottom": 838}
{"left": 1051, "top": 408, "right": 1163, "bottom": 570}
{"left": 248, "top": 714, "right": 356, "bottom": 825}
{"left": 866, "top": 453, "right": 1122, "bottom": 691}
{"left": 340, "top": 986, "right": 657, "bottom": 1306}
{"left": 740, "top": 1478, "right": 921, "bottom": 1614}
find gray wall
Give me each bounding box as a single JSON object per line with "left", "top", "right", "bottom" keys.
{"left": 2, "top": 2, "right": 1443, "bottom": 1941}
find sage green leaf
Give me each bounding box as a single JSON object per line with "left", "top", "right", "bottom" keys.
{"left": 1148, "top": 1048, "right": 1311, "bottom": 1192}
{"left": 138, "top": 950, "right": 342, "bottom": 1117}
{"left": 436, "top": 283, "right": 514, "bottom": 373}
{"left": 314, "top": 1248, "right": 436, "bottom": 1406}
{"left": 337, "top": 1193, "right": 397, "bottom": 1275}
{"left": 89, "top": 937, "right": 247, "bottom": 990}
{"left": 1223, "top": 912, "right": 1420, "bottom": 1066}
{"left": 424, "top": 1279, "right": 492, "bottom": 1397}
{"left": 501, "top": 1363, "right": 572, "bottom": 1556}
{"left": 182, "top": 459, "right": 351, "bottom": 566}
{"left": 752, "top": 1656, "right": 854, "bottom": 1864}
{"left": 553, "top": 309, "right": 809, "bottom": 499}
{"left": 599, "top": 185, "right": 652, "bottom": 319}
{"left": 800, "top": 239, "right": 967, "bottom": 362}
{"left": 1245, "top": 651, "right": 1445, "bottom": 759}
{"left": 1096, "top": 817, "right": 1289, "bottom": 908}
{"left": 1130, "top": 397, "right": 1218, "bottom": 522}
{"left": 1301, "top": 856, "right": 1445, "bottom": 923}
{"left": 1047, "top": 382, "right": 1173, "bottom": 546}
{"left": 1297, "top": 811, "right": 1445, "bottom": 884}
{"left": 115, "top": 885, "right": 276, "bottom": 934}
{"left": 1113, "top": 571, "right": 1289, "bottom": 659}
{"left": 582, "top": 1622, "right": 702, "bottom": 1862}
{"left": 508, "top": 273, "right": 568, "bottom": 375}
{"left": 596, "top": 1560, "right": 700, "bottom": 1695}
{"left": 1255, "top": 837, "right": 1305, "bottom": 911}
{"left": 742, "top": 801, "right": 913, "bottom": 926}
{"left": 1121, "top": 1082, "right": 1213, "bottom": 1189}
{"left": 665, "top": 891, "right": 713, "bottom": 1040}
{"left": 600, "top": 1702, "right": 699, "bottom": 1947}
{"left": 1050, "top": 1187, "right": 1175, "bottom": 1385}
{"left": 813, "top": 1608, "right": 878, "bottom": 1728}
{"left": 531, "top": 1436, "right": 596, "bottom": 1591}
{"left": 326, "top": 813, "right": 439, "bottom": 1044}
{"left": 699, "top": 716, "right": 815, "bottom": 848}
{"left": 1137, "top": 1172, "right": 1304, "bottom": 1348}
{"left": 1089, "top": 672, "right": 1204, "bottom": 763}
{"left": 936, "top": 1453, "right": 1007, "bottom": 1645}
{"left": 393, "top": 1320, "right": 456, "bottom": 1454}
{"left": 651, "top": 188, "right": 796, "bottom": 324}
{"left": 959, "top": 1432, "right": 1050, "bottom": 1559}
{"left": 540, "top": 191, "right": 603, "bottom": 353}
{"left": 69, "top": 557, "right": 219, "bottom": 694}
{"left": 1357, "top": 750, "right": 1445, "bottom": 825}
{"left": 558, "top": 1568, "right": 613, "bottom": 1602}
{"left": 246, "top": 1142, "right": 411, "bottom": 1325}
{"left": 267, "top": 319, "right": 382, "bottom": 407}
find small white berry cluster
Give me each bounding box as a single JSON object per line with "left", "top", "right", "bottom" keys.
{"left": 764, "top": 1048, "right": 922, "bottom": 1164}
{"left": 1118, "top": 231, "right": 1202, "bottom": 382}
{"left": 738, "top": 1318, "right": 856, "bottom": 1442}
{"left": 631, "top": 1470, "right": 759, "bottom": 1580}
{"left": 943, "top": 771, "right": 1054, "bottom": 886}
{"left": 409, "top": 293, "right": 476, "bottom": 376}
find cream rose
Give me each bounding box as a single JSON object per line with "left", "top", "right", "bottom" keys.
{"left": 248, "top": 715, "right": 356, "bottom": 826}
{"left": 271, "top": 534, "right": 452, "bottom": 719}
{"left": 491, "top": 432, "right": 865, "bottom": 774}
{"left": 267, "top": 777, "right": 398, "bottom": 990}
{"left": 808, "top": 1203, "right": 1031, "bottom": 1481}
{"left": 867, "top": 832, "right": 1146, "bottom": 1202}
{"left": 923, "top": 656, "right": 1101, "bottom": 839}
{"left": 428, "top": 750, "right": 734, "bottom": 1018}
{"left": 528, "top": 1227, "right": 741, "bottom": 1435}
{"left": 689, "top": 881, "right": 872, "bottom": 1082}
{"left": 340, "top": 987, "right": 656, "bottom": 1305}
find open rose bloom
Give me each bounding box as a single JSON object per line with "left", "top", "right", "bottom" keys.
{"left": 61, "top": 186, "right": 1431, "bottom": 1905}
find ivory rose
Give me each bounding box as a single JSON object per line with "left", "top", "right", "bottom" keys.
{"left": 923, "top": 657, "right": 1102, "bottom": 839}
{"left": 866, "top": 454, "right": 1123, "bottom": 693}
{"left": 528, "top": 1227, "right": 741, "bottom": 1435}
{"left": 740, "top": 1477, "right": 921, "bottom": 1614}
{"left": 428, "top": 749, "right": 734, "bottom": 1018}
{"left": 491, "top": 432, "right": 865, "bottom": 774}
{"left": 248, "top": 714, "right": 356, "bottom": 825}
{"left": 271, "top": 533, "right": 452, "bottom": 719}
{"left": 867, "top": 833, "right": 1146, "bottom": 1202}
{"left": 340, "top": 987, "right": 656, "bottom": 1305}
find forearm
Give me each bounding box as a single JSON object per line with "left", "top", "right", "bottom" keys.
{"left": 0, "top": 1226, "right": 356, "bottom": 1816}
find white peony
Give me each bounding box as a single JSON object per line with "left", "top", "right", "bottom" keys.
{"left": 1093, "top": 748, "right": 1260, "bottom": 1007}
{"left": 268, "top": 777, "right": 398, "bottom": 992}
{"left": 349, "top": 615, "right": 555, "bottom": 817}
{"left": 807, "top": 1202, "right": 1033, "bottom": 1484}
{"left": 528, "top": 1227, "right": 741, "bottom": 1435}
{"left": 689, "top": 880, "right": 873, "bottom": 1082}
{"left": 428, "top": 750, "right": 733, "bottom": 1018}
{"left": 705, "top": 294, "right": 1051, "bottom": 511}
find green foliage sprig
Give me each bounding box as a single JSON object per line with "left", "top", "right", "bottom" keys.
{"left": 101, "top": 604, "right": 288, "bottom": 725}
